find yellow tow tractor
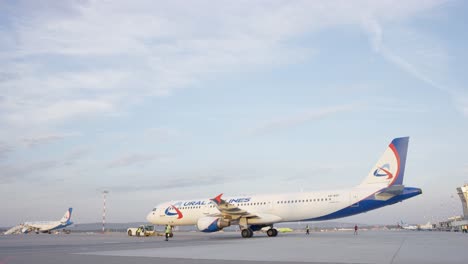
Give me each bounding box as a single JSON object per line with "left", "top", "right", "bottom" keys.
{"left": 127, "top": 225, "right": 156, "bottom": 237}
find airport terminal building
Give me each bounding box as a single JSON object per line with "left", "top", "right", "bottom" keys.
{"left": 440, "top": 184, "right": 468, "bottom": 232}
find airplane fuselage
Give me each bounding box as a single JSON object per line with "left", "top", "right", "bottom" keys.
{"left": 147, "top": 187, "right": 421, "bottom": 226}
{"left": 24, "top": 220, "right": 73, "bottom": 232}
{"left": 146, "top": 137, "right": 422, "bottom": 238}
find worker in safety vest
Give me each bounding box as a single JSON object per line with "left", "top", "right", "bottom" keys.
{"left": 165, "top": 225, "right": 172, "bottom": 241}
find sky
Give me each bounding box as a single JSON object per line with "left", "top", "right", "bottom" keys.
{"left": 1, "top": 0, "right": 468, "bottom": 227}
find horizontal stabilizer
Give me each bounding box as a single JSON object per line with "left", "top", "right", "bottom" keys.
{"left": 374, "top": 185, "right": 405, "bottom": 201}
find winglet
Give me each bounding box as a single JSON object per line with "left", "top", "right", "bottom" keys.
{"left": 211, "top": 193, "right": 224, "bottom": 205}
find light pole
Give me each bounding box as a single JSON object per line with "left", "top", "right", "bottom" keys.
{"left": 102, "top": 190, "right": 109, "bottom": 233}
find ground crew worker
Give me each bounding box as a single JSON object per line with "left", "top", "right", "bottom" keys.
{"left": 354, "top": 224, "right": 358, "bottom": 235}
{"left": 165, "top": 225, "right": 172, "bottom": 241}
{"left": 306, "top": 225, "right": 310, "bottom": 235}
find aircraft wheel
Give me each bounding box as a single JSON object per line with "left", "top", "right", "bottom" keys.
{"left": 127, "top": 230, "right": 132, "bottom": 236}
{"left": 241, "top": 228, "right": 253, "bottom": 238}
{"left": 272, "top": 228, "right": 278, "bottom": 237}
{"left": 267, "top": 229, "right": 275, "bottom": 237}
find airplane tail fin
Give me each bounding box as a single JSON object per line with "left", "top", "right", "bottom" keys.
{"left": 60, "top": 208, "right": 73, "bottom": 223}
{"left": 359, "top": 137, "right": 409, "bottom": 187}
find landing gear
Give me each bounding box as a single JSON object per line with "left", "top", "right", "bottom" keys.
{"left": 267, "top": 228, "right": 278, "bottom": 237}
{"left": 241, "top": 228, "right": 253, "bottom": 238}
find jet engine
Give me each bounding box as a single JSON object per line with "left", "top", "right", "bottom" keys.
{"left": 196, "top": 217, "right": 231, "bottom": 232}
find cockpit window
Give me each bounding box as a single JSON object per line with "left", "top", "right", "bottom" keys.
{"left": 152, "top": 207, "right": 157, "bottom": 211}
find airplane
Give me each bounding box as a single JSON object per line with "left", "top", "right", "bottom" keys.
{"left": 418, "top": 222, "right": 435, "bottom": 231}
{"left": 4, "top": 208, "right": 73, "bottom": 235}
{"left": 399, "top": 220, "right": 418, "bottom": 230}
{"left": 147, "top": 137, "right": 422, "bottom": 238}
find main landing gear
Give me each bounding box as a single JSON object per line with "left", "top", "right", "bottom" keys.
{"left": 240, "top": 227, "right": 278, "bottom": 238}
{"left": 241, "top": 228, "right": 253, "bottom": 238}
{"left": 266, "top": 228, "right": 278, "bottom": 237}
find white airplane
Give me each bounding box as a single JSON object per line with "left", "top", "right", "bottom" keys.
{"left": 4, "top": 208, "right": 73, "bottom": 235}
{"left": 418, "top": 222, "right": 435, "bottom": 231}
{"left": 400, "top": 220, "right": 418, "bottom": 230}
{"left": 147, "top": 137, "right": 422, "bottom": 238}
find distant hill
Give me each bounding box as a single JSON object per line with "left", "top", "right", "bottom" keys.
{"left": 69, "top": 222, "right": 147, "bottom": 232}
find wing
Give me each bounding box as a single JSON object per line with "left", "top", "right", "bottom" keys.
{"left": 210, "top": 193, "right": 257, "bottom": 219}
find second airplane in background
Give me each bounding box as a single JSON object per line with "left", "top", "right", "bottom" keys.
{"left": 147, "top": 137, "right": 422, "bottom": 238}
{"left": 4, "top": 208, "right": 73, "bottom": 235}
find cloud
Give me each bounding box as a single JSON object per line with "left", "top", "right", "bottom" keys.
{"left": 281, "top": 167, "right": 334, "bottom": 182}
{"left": 107, "top": 154, "right": 165, "bottom": 168}
{"left": 247, "top": 104, "right": 358, "bottom": 136}
{"left": 0, "top": 142, "right": 12, "bottom": 161}
{"left": 362, "top": 16, "right": 468, "bottom": 117}
{"left": 110, "top": 173, "right": 240, "bottom": 193}
{"left": 144, "top": 127, "right": 180, "bottom": 142}
{"left": 62, "top": 147, "right": 91, "bottom": 166}
{"left": 0, "top": 1, "right": 455, "bottom": 176}
{"left": 0, "top": 160, "right": 60, "bottom": 184}
{"left": 5, "top": 99, "right": 114, "bottom": 126}
{"left": 0, "top": 0, "right": 448, "bottom": 134}
{"left": 455, "top": 96, "right": 468, "bottom": 118}
{"left": 367, "top": 22, "right": 445, "bottom": 91}
{"left": 0, "top": 147, "right": 91, "bottom": 184}
{"left": 21, "top": 133, "right": 79, "bottom": 148}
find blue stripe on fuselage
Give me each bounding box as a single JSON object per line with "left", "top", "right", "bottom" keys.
{"left": 50, "top": 221, "right": 73, "bottom": 231}
{"left": 304, "top": 187, "right": 422, "bottom": 221}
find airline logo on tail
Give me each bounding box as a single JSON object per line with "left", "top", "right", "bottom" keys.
{"left": 363, "top": 138, "right": 407, "bottom": 187}
{"left": 60, "top": 208, "right": 73, "bottom": 223}
{"left": 373, "top": 164, "right": 393, "bottom": 179}
{"left": 65, "top": 211, "right": 71, "bottom": 220}
{"left": 164, "top": 205, "right": 183, "bottom": 219}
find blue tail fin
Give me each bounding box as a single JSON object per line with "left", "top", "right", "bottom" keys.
{"left": 60, "top": 208, "right": 73, "bottom": 223}
{"left": 360, "top": 137, "right": 409, "bottom": 187}
{"left": 389, "top": 137, "right": 409, "bottom": 185}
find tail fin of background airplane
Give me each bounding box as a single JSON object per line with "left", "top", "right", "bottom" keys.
{"left": 359, "top": 137, "right": 409, "bottom": 187}
{"left": 60, "top": 208, "right": 73, "bottom": 223}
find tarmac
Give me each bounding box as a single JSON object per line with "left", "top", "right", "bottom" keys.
{"left": 0, "top": 230, "right": 467, "bottom": 264}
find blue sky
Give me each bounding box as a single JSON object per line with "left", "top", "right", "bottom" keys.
{"left": 1, "top": 0, "right": 467, "bottom": 226}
